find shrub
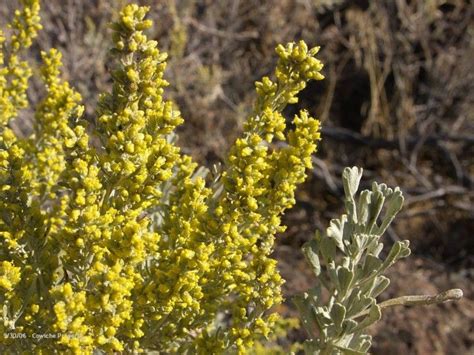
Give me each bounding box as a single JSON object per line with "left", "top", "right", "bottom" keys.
{"left": 296, "top": 167, "right": 463, "bottom": 354}
{"left": 0, "top": 1, "right": 323, "bottom": 353}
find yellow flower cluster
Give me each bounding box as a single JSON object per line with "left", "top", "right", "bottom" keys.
{"left": 0, "top": 261, "right": 21, "bottom": 293}
{"left": 0, "top": 2, "right": 324, "bottom": 354}
{"left": 0, "top": 0, "right": 41, "bottom": 125}
{"left": 0, "top": 1, "right": 43, "bottom": 345}
{"left": 192, "top": 41, "right": 323, "bottom": 352}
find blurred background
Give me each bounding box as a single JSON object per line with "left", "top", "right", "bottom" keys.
{"left": 1, "top": 0, "right": 473, "bottom": 353}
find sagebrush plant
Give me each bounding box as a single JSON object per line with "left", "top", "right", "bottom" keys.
{"left": 296, "top": 167, "right": 463, "bottom": 354}
{"left": 0, "top": 1, "right": 324, "bottom": 353}
{"left": 0, "top": 2, "right": 463, "bottom": 354}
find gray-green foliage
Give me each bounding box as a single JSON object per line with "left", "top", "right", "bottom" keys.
{"left": 295, "top": 166, "right": 410, "bottom": 354}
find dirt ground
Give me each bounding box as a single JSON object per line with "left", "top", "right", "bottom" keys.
{"left": 1, "top": 0, "right": 473, "bottom": 353}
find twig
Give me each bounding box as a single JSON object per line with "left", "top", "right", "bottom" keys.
{"left": 312, "top": 157, "right": 340, "bottom": 193}
{"left": 185, "top": 17, "right": 258, "bottom": 40}
{"left": 405, "top": 186, "right": 468, "bottom": 205}
{"left": 353, "top": 288, "right": 463, "bottom": 319}
{"left": 321, "top": 127, "right": 474, "bottom": 149}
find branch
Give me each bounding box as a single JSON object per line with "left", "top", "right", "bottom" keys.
{"left": 353, "top": 288, "right": 463, "bottom": 319}
{"left": 185, "top": 18, "right": 258, "bottom": 40}
{"left": 321, "top": 127, "right": 474, "bottom": 149}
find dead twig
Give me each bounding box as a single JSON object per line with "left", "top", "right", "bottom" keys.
{"left": 184, "top": 17, "right": 258, "bottom": 40}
